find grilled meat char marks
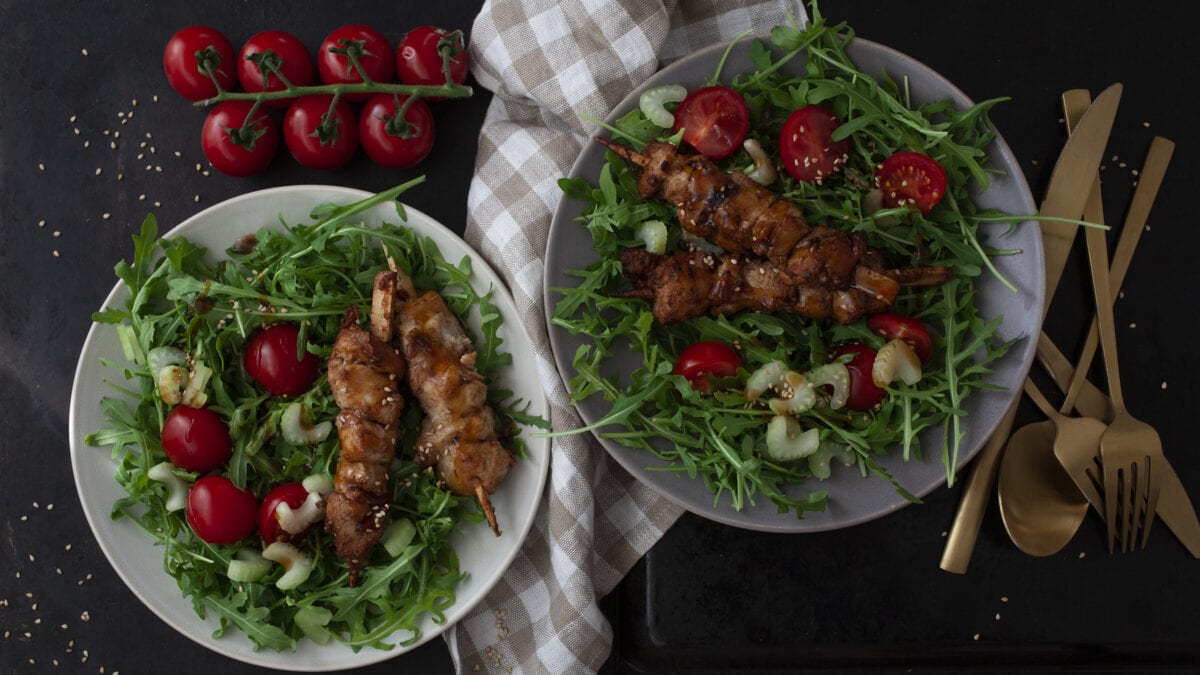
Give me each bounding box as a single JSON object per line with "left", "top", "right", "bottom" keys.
{"left": 621, "top": 249, "right": 892, "bottom": 325}
{"left": 325, "top": 281, "right": 406, "bottom": 586}
{"left": 392, "top": 273, "right": 515, "bottom": 537}
{"left": 610, "top": 139, "right": 869, "bottom": 288}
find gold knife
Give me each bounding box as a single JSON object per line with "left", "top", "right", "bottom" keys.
{"left": 939, "top": 83, "right": 1123, "bottom": 574}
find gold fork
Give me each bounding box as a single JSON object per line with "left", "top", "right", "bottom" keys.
{"left": 1085, "top": 215, "right": 1164, "bottom": 552}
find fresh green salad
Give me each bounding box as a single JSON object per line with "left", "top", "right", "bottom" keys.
{"left": 86, "top": 183, "right": 540, "bottom": 651}
{"left": 552, "top": 9, "right": 1018, "bottom": 516}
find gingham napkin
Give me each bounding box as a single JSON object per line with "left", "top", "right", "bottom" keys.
{"left": 449, "top": 1, "right": 808, "bottom": 672}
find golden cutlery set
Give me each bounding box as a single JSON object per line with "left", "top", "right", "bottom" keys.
{"left": 941, "top": 85, "right": 1196, "bottom": 572}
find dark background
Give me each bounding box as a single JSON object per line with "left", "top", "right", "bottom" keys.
{"left": 2, "top": 1, "right": 1197, "bottom": 673}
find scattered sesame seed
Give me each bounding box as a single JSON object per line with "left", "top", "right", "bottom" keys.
{"left": 53, "top": 231, "right": 61, "bottom": 237}
{"left": 1001, "top": 597, "right": 1008, "bottom": 603}
{"left": 1129, "top": 323, "right": 1136, "bottom": 329}
{"left": 153, "top": 94, "right": 159, "bottom": 102}
{"left": 1079, "top": 551, "right": 1086, "bottom": 558}
{"left": 38, "top": 220, "right": 45, "bottom": 227}
{"left": 39, "top": 162, "right": 46, "bottom": 171}
{"left": 1142, "top": 121, "right": 1150, "bottom": 127}
{"left": 84, "top": 140, "right": 90, "bottom": 148}
{"left": 994, "top": 613, "right": 1001, "bottom": 620}
{"left": 65, "top": 544, "right": 72, "bottom": 551}
{"left": 69, "top": 115, "right": 77, "bottom": 123}
{"left": 95, "top": 167, "right": 102, "bottom": 176}
{"left": 1162, "top": 381, "right": 1168, "bottom": 389}
{"left": 174, "top": 151, "right": 182, "bottom": 157}
{"left": 53, "top": 250, "right": 61, "bottom": 257}
{"left": 102, "top": 213, "right": 111, "bottom": 220}
{"left": 81, "top": 611, "right": 90, "bottom": 621}
{"left": 82, "top": 48, "right": 89, "bottom": 55}
{"left": 47, "top": 503, "right": 53, "bottom": 510}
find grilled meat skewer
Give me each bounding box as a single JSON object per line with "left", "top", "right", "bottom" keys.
{"left": 595, "top": 138, "right": 951, "bottom": 294}
{"left": 325, "top": 273, "right": 407, "bottom": 586}
{"left": 390, "top": 271, "right": 515, "bottom": 537}
{"left": 621, "top": 248, "right": 948, "bottom": 325}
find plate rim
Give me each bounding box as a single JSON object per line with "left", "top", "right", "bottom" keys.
{"left": 542, "top": 35, "right": 1044, "bottom": 533}
{"left": 68, "top": 184, "right": 550, "bottom": 671}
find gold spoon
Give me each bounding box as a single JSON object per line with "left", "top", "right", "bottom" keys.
{"left": 998, "top": 379, "right": 1099, "bottom": 555}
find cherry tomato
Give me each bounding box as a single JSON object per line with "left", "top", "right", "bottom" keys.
{"left": 283, "top": 95, "right": 359, "bottom": 170}
{"left": 358, "top": 94, "right": 435, "bottom": 169}
{"left": 866, "top": 313, "right": 933, "bottom": 363}
{"left": 779, "top": 105, "right": 850, "bottom": 183}
{"left": 317, "top": 24, "right": 394, "bottom": 102}
{"left": 161, "top": 405, "right": 233, "bottom": 473}
{"left": 674, "top": 341, "right": 742, "bottom": 393}
{"left": 875, "top": 151, "right": 948, "bottom": 214}
{"left": 396, "top": 26, "right": 469, "bottom": 88}
{"left": 672, "top": 86, "right": 749, "bottom": 159}
{"left": 186, "top": 475, "right": 258, "bottom": 544}
{"left": 832, "top": 342, "right": 885, "bottom": 411}
{"left": 163, "top": 26, "right": 237, "bottom": 101}
{"left": 243, "top": 323, "right": 320, "bottom": 396}
{"left": 237, "top": 30, "right": 315, "bottom": 109}
{"left": 200, "top": 100, "right": 279, "bottom": 177}
{"left": 258, "top": 482, "right": 311, "bottom": 544}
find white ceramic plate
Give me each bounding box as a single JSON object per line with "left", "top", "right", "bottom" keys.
{"left": 544, "top": 37, "right": 1044, "bottom": 532}
{"left": 68, "top": 185, "right": 549, "bottom": 671}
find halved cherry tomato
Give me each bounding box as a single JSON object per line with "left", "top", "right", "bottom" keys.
{"left": 243, "top": 323, "right": 320, "bottom": 396}
{"left": 779, "top": 105, "right": 850, "bottom": 183}
{"left": 187, "top": 475, "right": 258, "bottom": 544}
{"left": 359, "top": 94, "right": 435, "bottom": 169}
{"left": 259, "top": 482, "right": 310, "bottom": 544}
{"left": 875, "top": 151, "right": 948, "bottom": 214}
{"left": 866, "top": 313, "right": 933, "bottom": 362}
{"left": 832, "top": 342, "right": 885, "bottom": 411}
{"left": 161, "top": 405, "right": 233, "bottom": 473}
{"left": 237, "top": 30, "right": 315, "bottom": 109}
{"left": 282, "top": 95, "right": 359, "bottom": 170}
{"left": 396, "top": 26, "right": 469, "bottom": 88}
{"left": 200, "top": 100, "right": 279, "bottom": 177}
{"left": 163, "top": 26, "right": 237, "bottom": 101}
{"left": 317, "top": 24, "right": 394, "bottom": 102}
{"left": 674, "top": 341, "right": 742, "bottom": 393}
{"left": 672, "top": 86, "right": 749, "bottom": 159}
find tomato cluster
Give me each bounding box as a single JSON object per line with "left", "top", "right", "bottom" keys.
{"left": 163, "top": 24, "right": 469, "bottom": 177}
{"left": 160, "top": 323, "right": 326, "bottom": 544}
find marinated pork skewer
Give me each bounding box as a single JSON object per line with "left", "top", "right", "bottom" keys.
{"left": 595, "top": 138, "right": 951, "bottom": 296}
{"left": 325, "top": 272, "right": 407, "bottom": 586}
{"left": 621, "top": 248, "right": 947, "bottom": 325}
{"left": 389, "top": 271, "right": 515, "bottom": 536}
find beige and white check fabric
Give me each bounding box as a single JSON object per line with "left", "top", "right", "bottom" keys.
{"left": 448, "top": 1, "right": 807, "bottom": 672}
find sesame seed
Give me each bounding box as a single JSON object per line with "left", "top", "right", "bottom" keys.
{"left": 94, "top": 167, "right": 102, "bottom": 175}
{"left": 52, "top": 250, "right": 59, "bottom": 257}
{"left": 38, "top": 163, "right": 45, "bottom": 171}
{"left": 81, "top": 48, "right": 89, "bottom": 55}
{"left": 53, "top": 231, "right": 61, "bottom": 237}
{"left": 102, "top": 213, "right": 111, "bottom": 220}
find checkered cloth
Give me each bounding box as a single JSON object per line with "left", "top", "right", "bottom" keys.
{"left": 448, "top": 1, "right": 808, "bottom": 672}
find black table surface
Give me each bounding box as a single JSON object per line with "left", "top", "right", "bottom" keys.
{"left": 3, "top": 1, "right": 1197, "bottom": 673}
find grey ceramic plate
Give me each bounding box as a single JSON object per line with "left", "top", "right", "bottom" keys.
{"left": 70, "top": 186, "right": 550, "bottom": 670}
{"left": 544, "top": 36, "right": 1043, "bottom": 532}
